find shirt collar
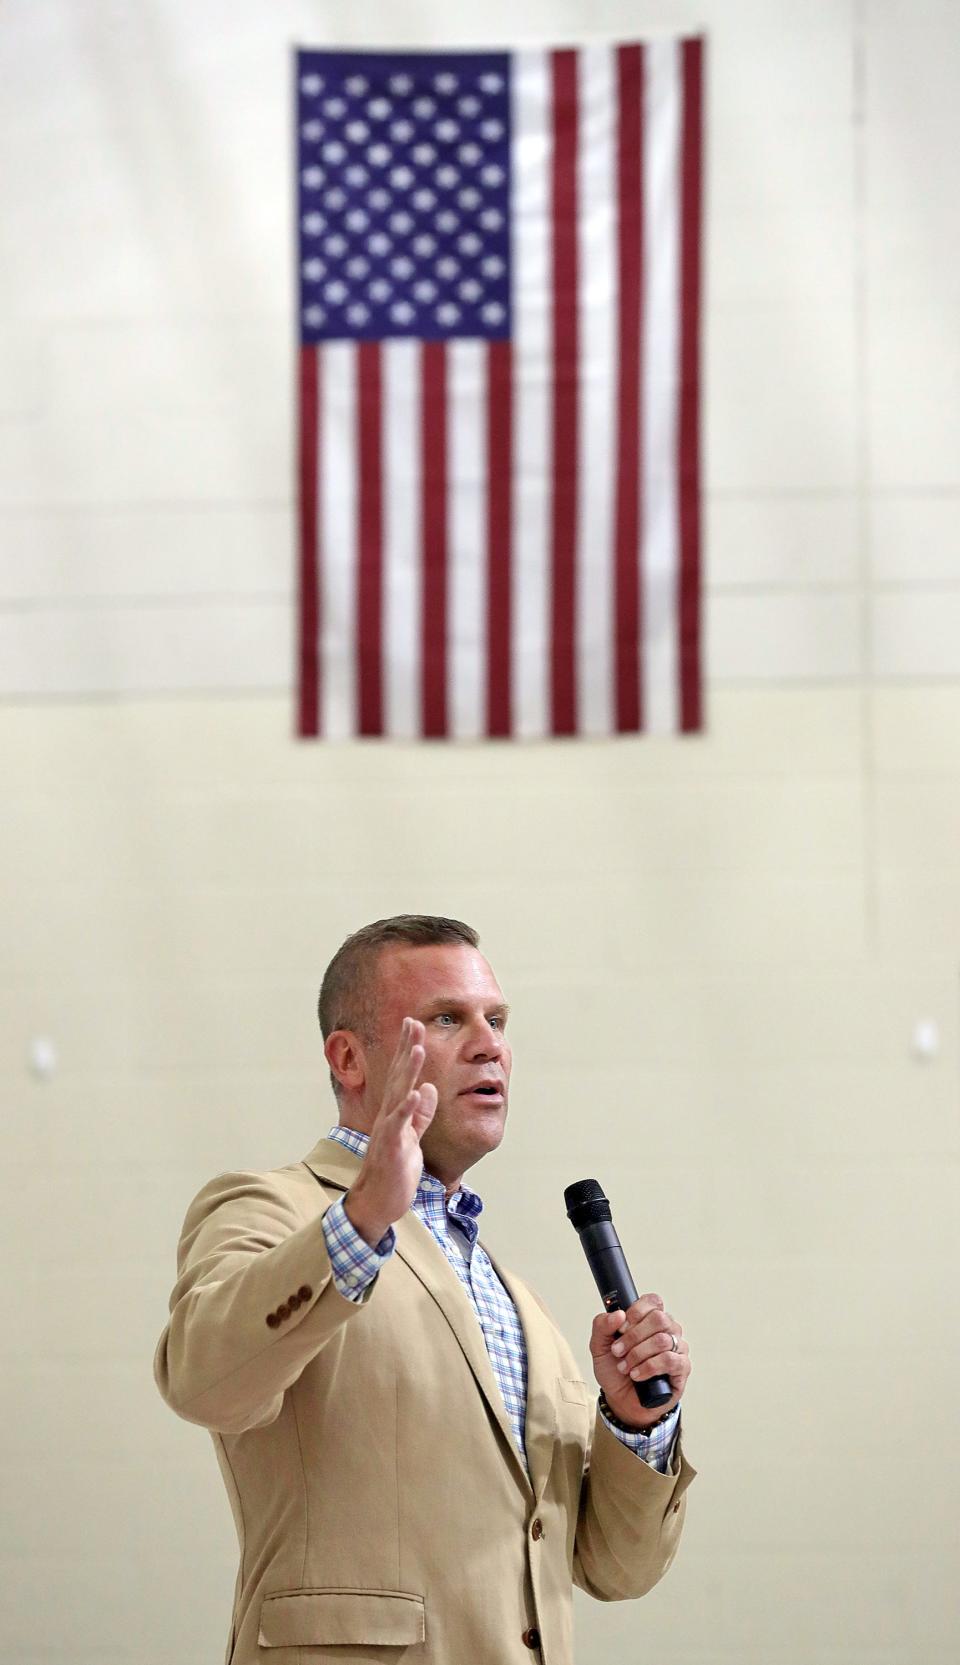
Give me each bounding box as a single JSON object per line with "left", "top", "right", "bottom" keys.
{"left": 326, "top": 1123, "right": 484, "bottom": 1234}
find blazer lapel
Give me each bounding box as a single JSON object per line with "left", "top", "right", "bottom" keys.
{"left": 302, "top": 1137, "right": 534, "bottom": 1499}
{"left": 484, "top": 1248, "right": 558, "bottom": 1505}
{"left": 392, "top": 1210, "right": 533, "bottom": 1496}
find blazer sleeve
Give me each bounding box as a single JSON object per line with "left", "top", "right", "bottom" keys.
{"left": 572, "top": 1411, "right": 697, "bottom": 1601}
{"left": 153, "top": 1169, "right": 374, "bottom": 1435}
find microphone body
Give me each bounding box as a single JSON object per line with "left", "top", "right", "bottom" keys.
{"left": 564, "top": 1181, "right": 673, "bottom": 1411}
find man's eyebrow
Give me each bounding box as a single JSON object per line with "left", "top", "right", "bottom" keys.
{"left": 420, "top": 997, "right": 510, "bottom": 1015}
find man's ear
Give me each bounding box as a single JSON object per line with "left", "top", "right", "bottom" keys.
{"left": 324, "top": 1029, "right": 366, "bottom": 1096}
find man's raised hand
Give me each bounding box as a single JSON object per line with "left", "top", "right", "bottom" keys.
{"left": 342, "top": 1017, "right": 437, "bottom": 1247}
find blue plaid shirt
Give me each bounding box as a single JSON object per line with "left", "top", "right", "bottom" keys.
{"left": 321, "top": 1125, "right": 679, "bottom": 1476}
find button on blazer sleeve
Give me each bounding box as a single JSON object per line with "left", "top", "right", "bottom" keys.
{"left": 153, "top": 1170, "right": 372, "bottom": 1435}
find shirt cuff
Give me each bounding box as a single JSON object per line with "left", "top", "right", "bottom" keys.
{"left": 598, "top": 1400, "right": 681, "bottom": 1475}
{"left": 322, "top": 1195, "right": 396, "bottom": 1302}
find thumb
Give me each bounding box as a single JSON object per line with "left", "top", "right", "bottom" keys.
{"left": 589, "top": 1308, "right": 625, "bottom": 1357}
{"left": 411, "top": 1081, "right": 437, "bottom": 1139}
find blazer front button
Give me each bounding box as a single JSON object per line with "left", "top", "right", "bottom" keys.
{"left": 531, "top": 1518, "right": 543, "bottom": 1540}
{"left": 521, "top": 1627, "right": 541, "bottom": 1649}
{"left": 297, "top": 1285, "right": 313, "bottom": 1302}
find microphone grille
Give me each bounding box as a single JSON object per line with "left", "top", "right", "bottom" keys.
{"left": 564, "top": 1178, "right": 611, "bottom": 1228}
{"left": 564, "top": 1178, "right": 605, "bottom": 1208}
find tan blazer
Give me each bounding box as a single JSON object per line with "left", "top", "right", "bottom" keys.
{"left": 154, "top": 1136, "right": 696, "bottom": 1665}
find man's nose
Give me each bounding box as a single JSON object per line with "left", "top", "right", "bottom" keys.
{"left": 466, "top": 1020, "right": 503, "bottom": 1058}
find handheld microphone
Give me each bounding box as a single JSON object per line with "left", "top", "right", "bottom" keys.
{"left": 564, "top": 1178, "right": 673, "bottom": 1410}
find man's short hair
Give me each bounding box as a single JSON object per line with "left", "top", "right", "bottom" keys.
{"left": 318, "top": 914, "right": 480, "bottom": 1098}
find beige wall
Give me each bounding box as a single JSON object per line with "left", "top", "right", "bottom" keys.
{"left": 3, "top": 1, "right": 959, "bottom": 1662}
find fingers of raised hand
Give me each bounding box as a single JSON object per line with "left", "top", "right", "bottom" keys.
{"left": 388, "top": 1019, "right": 425, "bottom": 1107}
{"left": 393, "top": 1016, "right": 424, "bottom": 1059}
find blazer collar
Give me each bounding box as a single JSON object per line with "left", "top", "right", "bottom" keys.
{"left": 301, "top": 1136, "right": 553, "bottom": 1502}
{"left": 301, "top": 1132, "right": 366, "bottom": 1194}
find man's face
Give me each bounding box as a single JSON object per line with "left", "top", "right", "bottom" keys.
{"left": 361, "top": 943, "right": 512, "bottom": 1181}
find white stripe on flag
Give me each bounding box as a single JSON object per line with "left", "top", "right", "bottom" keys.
{"left": 320, "top": 342, "right": 357, "bottom": 740}
{"left": 383, "top": 339, "right": 421, "bottom": 739}
{"left": 576, "top": 44, "right": 617, "bottom": 737}
{"left": 448, "top": 339, "right": 486, "bottom": 740}
{"left": 642, "top": 38, "right": 682, "bottom": 734}
{"left": 511, "top": 49, "right": 551, "bottom": 740}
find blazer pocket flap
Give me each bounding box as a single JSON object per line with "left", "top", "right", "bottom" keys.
{"left": 259, "top": 1589, "right": 425, "bottom": 1648}
{"left": 558, "top": 1376, "right": 591, "bottom": 1406}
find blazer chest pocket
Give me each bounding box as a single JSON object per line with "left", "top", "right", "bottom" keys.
{"left": 556, "top": 1376, "right": 593, "bottom": 1446}
{"left": 259, "top": 1589, "right": 425, "bottom": 1649}
{"left": 557, "top": 1377, "right": 591, "bottom": 1409}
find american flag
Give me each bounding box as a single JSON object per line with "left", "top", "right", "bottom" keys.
{"left": 295, "top": 40, "right": 703, "bottom": 739}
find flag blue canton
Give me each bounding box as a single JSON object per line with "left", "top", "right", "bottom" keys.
{"left": 297, "top": 51, "right": 512, "bottom": 343}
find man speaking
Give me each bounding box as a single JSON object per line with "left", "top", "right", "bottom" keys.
{"left": 154, "top": 915, "right": 695, "bottom": 1663}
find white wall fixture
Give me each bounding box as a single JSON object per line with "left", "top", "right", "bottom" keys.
{"left": 911, "top": 1018, "right": 940, "bottom": 1061}
{"left": 28, "top": 1035, "right": 58, "bottom": 1078}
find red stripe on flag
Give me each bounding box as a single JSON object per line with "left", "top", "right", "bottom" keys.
{"left": 297, "top": 345, "right": 320, "bottom": 737}
{"left": 550, "top": 50, "right": 579, "bottom": 737}
{"left": 421, "top": 341, "right": 448, "bottom": 738}
{"left": 614, "top": 44, "right": 643, "bottom": 734}
{"left": 486, "top": 339, "right": 513, "bottom": 737}
{"left": 357, "top": 341, "right": 383, "bottom": 735}
{"left": 678, "top": 38, "right": 703, "bottom": 732}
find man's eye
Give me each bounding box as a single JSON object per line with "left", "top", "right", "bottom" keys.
{"left": 435, "top": 1012, "right": 456, "bottom": 1025}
